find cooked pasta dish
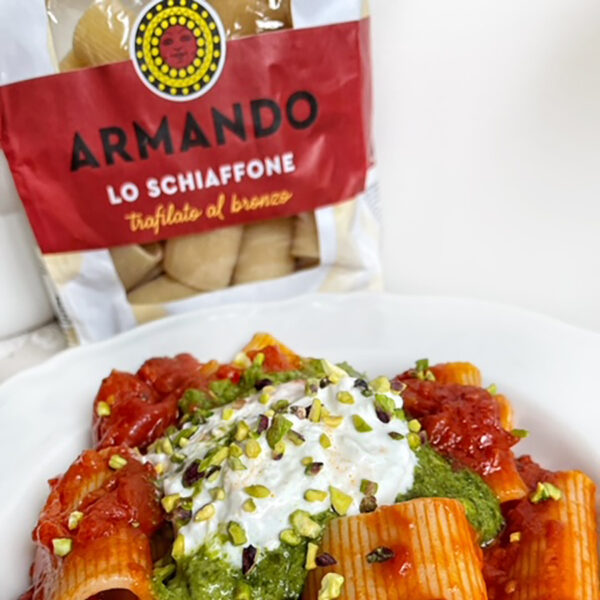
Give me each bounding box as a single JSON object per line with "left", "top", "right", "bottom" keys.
{"left": 19, "top": 334, "right": 599, "bottom": 599}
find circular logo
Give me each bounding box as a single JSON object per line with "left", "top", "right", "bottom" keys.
{"left": 131, "top": 0, "right": 227, "bottom": 102}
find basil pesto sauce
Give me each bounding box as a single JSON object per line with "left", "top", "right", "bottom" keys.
{"left": 153, "top": 541, "right": 309, "bottom": 600}
{"left": 396, "top": 444, "right": 504, "bottom": 545}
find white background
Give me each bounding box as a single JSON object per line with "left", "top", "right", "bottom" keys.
{"left": 372, "top": 0, "right": 600, "bottom": 332}
{"left": 1, "top": 0, "right": 600, "bottom": 337}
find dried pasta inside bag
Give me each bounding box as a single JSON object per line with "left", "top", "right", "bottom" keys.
{"left": 2, "top": 0, "right": 380, "bottom": 343}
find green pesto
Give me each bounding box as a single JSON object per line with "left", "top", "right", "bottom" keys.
{"left": 152, "top": 542, "right": 309, "bottom": 600}
{"left": 396, "top": 445, "right": 504, "bottom": 545}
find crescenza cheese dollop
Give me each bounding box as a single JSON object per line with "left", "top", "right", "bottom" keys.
{"left": 147, "top": 376, "right": 417, "bottom": 567}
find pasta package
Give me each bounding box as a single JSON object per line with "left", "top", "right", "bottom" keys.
{"left": 0, "top": 0, "right": 380, "bottom": 343}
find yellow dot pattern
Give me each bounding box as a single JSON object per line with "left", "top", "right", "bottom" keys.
{"left": 133, "top": 0, "right": 225, "bottom": 99}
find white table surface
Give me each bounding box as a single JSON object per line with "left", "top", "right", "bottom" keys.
{"left": 1, "top": 0, "right": 600, "bottom": 378}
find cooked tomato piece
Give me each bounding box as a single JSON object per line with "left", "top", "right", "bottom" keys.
{"left": 393, "top": 375, "right": 519, "bottom": 478}
{"left": 215, "top": 364, "right": 243, "bottom": 384}
{"left": 248, "top": 345, "right": 299, "bottom": 372}
{"left": 93, "top": 371, "right": 178, "bottom": 450}
{"left": 137, "top": 353, "right": 201, "bottom": 394}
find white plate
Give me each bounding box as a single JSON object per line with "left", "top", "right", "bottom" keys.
{"left": 2, "top": 293, "right": 600, "bottom": 597}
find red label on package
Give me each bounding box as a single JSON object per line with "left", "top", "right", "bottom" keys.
{"left": 0, "top": 20, "right": 371, "bottom": 254}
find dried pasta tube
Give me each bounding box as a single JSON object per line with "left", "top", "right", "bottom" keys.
{"left": 110, "top": 244, "right": 163, "bottom": 291}
{"left": 430, "top": 362, "right": 482, "bottom": 387}
{"left": 209, "top": 0, "right": 292, "bottom": 39}
{"left": 503, "top": 471, "right": 599, "bottom": 600}
{"left": 292, "top": 212, "right": 320, "bottom": 261}
{"left": 233, "top": 218, "right": 295, "bottom": 285}
{"left": 303, "top": 499, "right": 487, "bottom": 600}
{"left": 127, "top": 275, "right": 197, "bottom": 304}
{"left": 164, "top": 226, "right": 244, "bottom": 291}
{"left": 73, "top": 0, "right": 133, "bottom": 67}
{"left": 59, "top": 51, "right": 87, "bottom": 73}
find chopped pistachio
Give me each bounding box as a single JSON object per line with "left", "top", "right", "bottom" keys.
{"left": 242, "top": 499, "right": 257, "bottom": 513}
{"left": 209, "top": 446, "right": 229, "bottom": 466}
{"left": 207, "top": 467, "right": 221, "bottom": 483}
{"left": 371, "top": 376, "right": 391, "bottom": 393}
{"left": 267, "top": 414, "right": 293, "bottom": 448}
{"left": 320, "top": 359, "right": 347, "bottom": 384}
{"left": 290, "top": 510, "right": 322, "bottom": 539}
{"left": 318, "top": 573, "right": 345, "bottom": 600}
{"left": 408, "top": 419, "right": 422, "bottom": 433}
{"left": 305, "top": 462, "right": 324, "bottom": 476}
{"left": 170, "top": 452, "right": 186, "bottom": 464}
{"left": 374, "top": 394, "right": 395, "bottom": 422}
{"left": 211, "top": 487, "right": 226, "bottom": 501}
{"left": 323, "top": 415, "right": 344, "bottom": 428}
{"left": 228, "top": 521, "right": 248, "bottom": 546}
{"left": 172, "top": 534, "right": 185, "bottom": 560}
{"left": 253, "top": 352, "right": 265, "bottom": 366}
{"left": 352, "top": 415, "right": 373, "bottom": 433}
{"left": 360, "top": 495, "right": 377, "bottom": 513}
{"left": 487, "top": 383, "right": 498, "bottom": 396}
{"left": 287, "top": 430, "right": 306, "bottom": 446}
{"left": 154, "top": 463, "right": 165, "bottom": 476}
{"left": 259, "top": 392, "right": 271, "bottom": 405}
{"left": 531, "top": 481, "right": 562, "bottom": 504}
{"left": 272, "top": 440, "right": 287, "bottom": 460}
{"left": 234, "top": 582, "right": 252, "bottom": 600}
{"left": 366, "top": 546, "right": 395, "bottom": 563}
{"left": 178, "top": 437, "right": 190, "bottom": 448}
{"left": 109, "top": 454, "right": 128, "bottom": 470}
{"left": 301, "top": 456, "right": 314, "bottom": 467}
{"left": 244, "top": 485, "right": 271, "bottom": 498}
{"left": 360, "top": 479, "right": 379, "bottom": 496}
{"left": 407, "top": 432, "right": 422, "bottom": 450}
{"left": 305, "top": 542, "right": 319, "bottom": 570}
{"left": 305, "top": 489, "right": 328, "bottom": 503}
{"left": 234, "top": 421, "right": 251, "bottom": 442}
{"left": 265, "top": 409, "right": 275, "bottom": 418}
{"left": 394, "top": 408, "right": 406, "bottom": 421}
{"left": 336, "top": 391, "right": 355, "bottom": 405}
{"left": 233, "top": 352, "right": 252, "bottom": 368}
{"left": 161, "top": 493, "right": 181, "bottom": 513}
{"left": 320, "top": 406, "right": 331, "bottom": 419}
{"left": 510, "top": 531, "right": 522, "bottom": 543}
{"left": 96, "top": 401, "right": 111, "bottom": 417}
{"left": 330, "top": 487, "right": 353, "bottom": 516}
{"left": 511, "top": 428, "right": 530, "bottom": 439}
{"left": 194, "top": 503, "right": 216, "bottom": 522}
{"left": 229, "top": 444, "right": 243, "bottom": 458}
{"left": 222, "top": 408, "right": 235, "bottom": 421}
{"left": 415, "top": 359, "right": 435, "bottom": 381}
{"left": 388, "top": 432, "right": 404, "bottom": 441}
{"left": 245, "top": 439, "right": 262, "bottom": 459}
{"left": 280, "top": 529, "right": 303, "bottom": 546}
{"left": 159, "top": 437, "right": 174, "bottom": 455}
{"left": 229, "top": 457, "right": 247, "bottom": 471}
{"left": 67, "top": 511, "right": 84, "bottom": 531}
{"left": 319, "top": 434, "right": 332, "bottom": 449}
{"left": 52, "top": 537, "right": 72, "bottom": 557}
{"left": 309, "top": 398, "right": 322, "bottom": 423}
{"left": 273, "top": 399, "right": 291, "bottom": 413}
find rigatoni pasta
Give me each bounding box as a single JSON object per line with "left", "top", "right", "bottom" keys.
{"left": 303, "top": 499, "right": 487, "bottom": 600}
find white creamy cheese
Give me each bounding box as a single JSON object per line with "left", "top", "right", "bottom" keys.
{"left": 147, "top": 376, "right": 417, "bottom": 567}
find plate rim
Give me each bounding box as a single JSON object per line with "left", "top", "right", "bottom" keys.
{"left": 2, "top": 292, "right": 599, "bottom": 397}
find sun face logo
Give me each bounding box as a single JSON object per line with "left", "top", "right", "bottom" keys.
{"left": 131, "top": 0, "right": 227, "bottom": 101}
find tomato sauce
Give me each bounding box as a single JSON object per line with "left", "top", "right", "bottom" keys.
{"left": 393, "top": 374, "right": 519, "bottom": 479}
{"left": 483, "top": 456, "right": 560, "bottom": 597}
{"left": 34, "top": 447, "right": 162, "bottom": 551}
